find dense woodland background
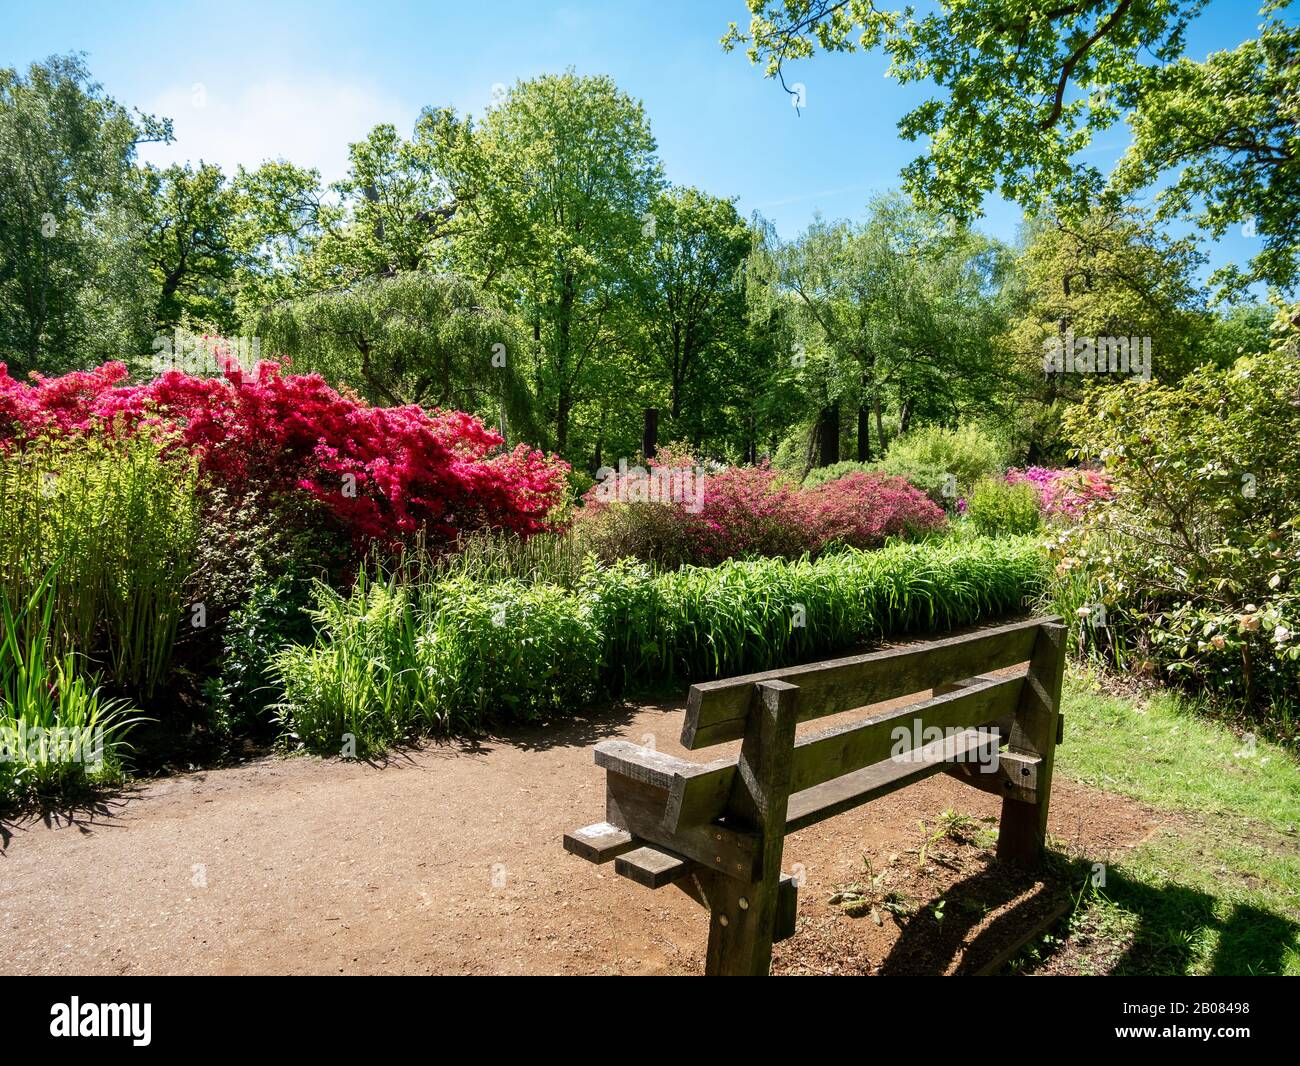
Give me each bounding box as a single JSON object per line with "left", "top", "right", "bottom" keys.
{"left": 1, "top": 25, "right": 1290, "bottom": 482}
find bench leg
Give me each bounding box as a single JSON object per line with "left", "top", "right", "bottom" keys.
{"left": 704, "top": 679, "right": 799, "bottom": 976}
{"left": 997, "top": 622, "right": 1066, "bottom": 864}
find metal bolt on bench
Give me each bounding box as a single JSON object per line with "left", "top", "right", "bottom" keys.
{"left": 564, "top": 616, "right": 1066, "bottom": 976}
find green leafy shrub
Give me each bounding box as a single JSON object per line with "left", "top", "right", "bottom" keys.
{"left": 0, "top": 433, "right": 199, "bottom": 697}
{"left": 965, "top": 477, "right": 1043, "bottom": 536}
{"left": 274, "top": 573, "right": 604, "bottom": 752}
{"left": 802, "top": 460, "right": 874, "bottom": 489}
{"left": 275, "top": 535, "right": 1046, "bottom": 754}
{"left": 885, "top": 424, "right": 1007, "bottom": 496}
{"left": 205, "top": 574, "right": 318, "bottom": 737}
{"left": 1051, "top": 309, "right": 1300, "bottom": 728}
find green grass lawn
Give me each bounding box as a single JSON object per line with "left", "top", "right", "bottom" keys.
{"left": 1014, "top": 670, "right": 1300, "bottom": 975}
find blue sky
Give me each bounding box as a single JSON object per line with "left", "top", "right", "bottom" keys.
{"left": 1, "top": 0, "right": 1282, "bottom": 284}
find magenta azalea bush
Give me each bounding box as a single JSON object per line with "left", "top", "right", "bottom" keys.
{"left": 1005, "top": 466, "right": 1113, "bottom": 520}
{"left": 580, "top": 453, "right": 946, "bottom": 566}
{"left": 807, "top": 472, "right": 947, "bottom": 550}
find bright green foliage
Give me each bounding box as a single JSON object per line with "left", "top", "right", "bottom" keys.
{"left": 777, "top": 195, "right": 1015, "bottom": 468}
{"left": 421, "top": 72, "right": 664, "bottom": 455}
{"left": 723, "top": 1, "right": 1298, "bottom": 293}
{"left": 966, "top": 477, "right": 1043, "bottom": 536}
{"left": 0, "top": 574, "right": 140, "bottom": 808}
{"left": 1052, "top": 306, "right": 1300, "bottom": 723}
{"left": 274, "top": 534, "right": 1046, "bottom": 753}
{"left": 631, "top": 187, "right": 751, "bottom": 439}
{"left": 885, "top": 424, "right": 1007, "bottom": 496}
{"left": 141, "top": 162, "right": 241, "bottom": 332}
{"left": 0, "top": 55, "right": 166, "bottom": 373}
{"left": 0, "top": 433, "right": 199, "bottom": 696}
{"left": 258, "top": 273, "right": 537, "bottom": 434}
{"left": 1112, "top": 15, "right": 1300, "bottom": 294}
{"left": 274, "top": 572, "right": 605, "bottom": 751}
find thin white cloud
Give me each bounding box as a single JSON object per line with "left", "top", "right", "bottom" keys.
{"left": 136, "top": 76, "right": 413, "bottom": 183}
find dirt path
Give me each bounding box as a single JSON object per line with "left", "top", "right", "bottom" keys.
{"left": 0, "top": 695, "right": 1158, "bottom": 975}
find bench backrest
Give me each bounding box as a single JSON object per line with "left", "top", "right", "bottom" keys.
{"left": 681, "top": 615, "right": 1048, "bottom": 749}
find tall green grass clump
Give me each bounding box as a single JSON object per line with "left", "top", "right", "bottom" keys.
{"left": 415, "top": 529, "right": 593, "bottom": 589}
{"left": 275, "top": 535, "right": 1046, "bottom": 755}
{"left": 1, "top": 575, "right": 141, "bottom": 808}
{"left": 0, "top": 433, "right": 199, "bottom": 696}
{"left": 274, "top": 571, "right": 603, "bottom": 753}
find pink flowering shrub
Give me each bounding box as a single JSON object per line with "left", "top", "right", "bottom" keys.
{"left": 1005, "top": 466, "right": 1113, "bottom": 520}
{"left": 807, "top": 472, "right": 948, "bottom": 549}
{"left": 688, "top": 464, "right": 813, "bottom": 563}
{"left": 0, "top": 360, "right": 569, "bottom": 548}
{"left": 580, "top": 454, "right": 946, "bottom": 566}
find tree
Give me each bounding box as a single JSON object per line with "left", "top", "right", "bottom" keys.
{"left": 632, "top": 187, "right": 750, "bottom": 436}
{"left": 1000, "top": 206, "right": 1211, "bottom": 459}
{"left": 257, "top": 272, "right": 537, "bottom": 440}
{"left": 308, "top": 123, "right": 455, "bottom": 286}
{"left": 0, "top": 54, "right": 168, "bottom": 374}
{"left": 421, "top": 72, "right": 664, "bottom": 456}
{"left": 142, "top": 162, "right": 240, "bottom": 332}
{"left": 778, "top": 195, "right": 1014, "bottom": 466}
{"left": 723, "top": 1, "right": 1299, "bottom": 294}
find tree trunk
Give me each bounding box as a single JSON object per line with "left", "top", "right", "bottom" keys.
{"left": 556, "top": 384, "right": 571, "bottom": 454}
{"left": 642, "top": 408, "right": 659, "bottom": 460}
{"left": 873, "top": 396, "right": 885, "bottom": 456}
{"left": 815, "top": 401, "right": 840, "bottom": 467}
{"left": 856, "top": 403, "right": 871, "bottom": 462}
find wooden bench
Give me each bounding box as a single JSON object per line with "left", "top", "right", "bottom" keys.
{"left": 563, "top": 615, "right": 1066, "bottom": 976}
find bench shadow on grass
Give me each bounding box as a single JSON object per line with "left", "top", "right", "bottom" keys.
{"left": 871, "top": 852, "right": 1298, "bottom": 976}
{"left": 1043, "top": 857, "right": 1299, "bottom": 976}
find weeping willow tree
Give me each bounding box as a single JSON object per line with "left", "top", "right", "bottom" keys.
{"left": 257, "top": 272, "right": 540, "bottom": 443}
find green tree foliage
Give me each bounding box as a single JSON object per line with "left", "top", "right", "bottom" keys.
{"left": 777, "top": 194, "right": 1015, "bottom": 468}
{"left": 0, "top": 55, "right": 167, "bottom": 373}
{"left": 632, "top": 187, "right": 750, "bottom": 438}
{"left": 421, "top": 72, "right": 664, "bottom": 454}
{"left": 257, "top": 272, "right": 538, "bottom": 438}
{"left": 1054, "top": 304, "right": 1300, "bottom": 713}
{"left": 142, "top": 162, "right": 241, "bottom": 331}
{"left": 1001, "top": 206, "right": 1231, "bottom": 460}
{"left": 724, "top": 1, "right": 1299, "bottom": 294}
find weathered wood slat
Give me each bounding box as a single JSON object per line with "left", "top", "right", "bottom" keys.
{"left": 682, "top": 616, "right": 1052, "bottom": 749}
{"left": 562, "top": 821, "right": 637, "bottom": 864}
{"left": 605, "top": 770, "right": 761, "bottom": 880}
{"left": 774, "top": 874, "right": 799, "bottom": 943}
{"left": 615, "top": 845, "right": 692, "bottom": 889}
{"left": 704, "top": 680, "right": 801, "bottom": 975}
{"left": 944, "top": 750, "right": 1041, "bottom": 804}
{"left": 666, "top": 671, "right": 1026, "bottom": 831}
{"left": 998, "top": 622, "right": 1067, "bottom": 864}
{"left": 594, "top": 740, "right": 716, "bottom": 791}
{"left": 785, "top": 727, "right": 1001, "bottom": 832}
